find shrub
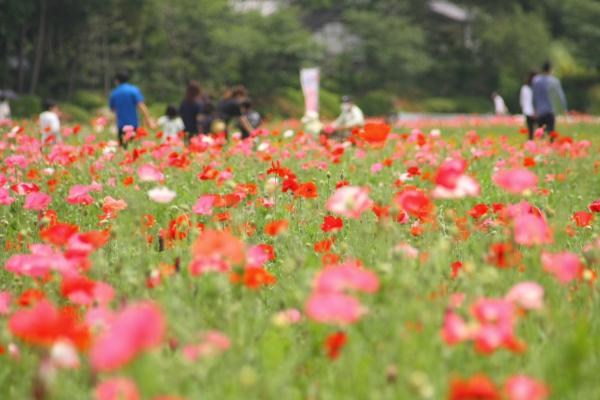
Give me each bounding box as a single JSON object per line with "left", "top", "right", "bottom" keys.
{"left": 11, "top": 95, "right": 42, "bottom": 118}
{"left": 589, "top": 85, "right": 600, "bottom": 115}
{"left": 72, "top": 90, "right": 106, "bottom": 111}
{"left": 357, "top": 90, "right": 395, "bottom": 117}
{"left": 60, "top": 103, "right": 92, "bottom": 123}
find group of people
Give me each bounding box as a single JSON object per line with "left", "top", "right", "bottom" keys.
{"left": 1, "top": 62, "right": 570, "bottom": 147}
{"left": 494, "top": 62, "right": 567, "bottom": 141}
{"left": 520, "top": 62, "right": 567, "bottom": 140}
{"left": 109, "top": 71, "right": 262, "bottom": 148}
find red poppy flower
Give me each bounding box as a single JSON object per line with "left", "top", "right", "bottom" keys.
{"left": 359, "top": 123, "right": 390, "bottom": 147}
{"left": 487, "top": 242, "right": 521, "bottom": 269}
{"left": 469, "top": 204, "right": 489, "bottom": 219}
{"left": 322, "top": 253, "right": 340, "bottom": 266}
{"left": 395, "top": 189, "right": 434, "bottom": 221}
{"left": 324, "top": 331, "right": 347, "bottom": 359}
{"left": 192, "top": 230, "right": 246, "bottom": 265}
{"left": 573, "top": 211, "right": 593, "bottom": 227}
{"left": 368, "top": 204, "right": 387, "bottom": 220}
{"left": 295, "top": 182, "right": 318, "bottom": 199}
{"left": 40, "top": 223, "right": 80, "bottom": 246}
{"left": 122, "top": 176, "right": 134, "bottom": 186}
{"left": 449, "top": 374, "right": 501, "bottom": 400}
{"left": 451, "top": 261, "right": 463, "bottom": 278}
{"left": 242, "top": 267, "right": 277, "bottom": 289}
{"left": 9, "top": 300, "right": 91, "bottom": 350}
{"left": 258, "top": 244, "right": 275, "bottom": 260}
{"left": 314, "top": 238, "right": 334, "bottom": 253}
{"left": 321, "top": 216, "right": 343, "bottom": 232}
{"left": 17, "top": 289, "right": 46, "bottom": 307}
{"left": 588, "top": 199, "right": 600, "bottom": 213}
{"left": 264, "top": 220, "right": 289, "bottom": 236}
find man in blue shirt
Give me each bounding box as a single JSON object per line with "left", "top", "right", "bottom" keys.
{"left": 532, "top": 62, "right": 567, "bottom": 141}
{"left": 109, "top": 70, "right": 155, "bottom": 148}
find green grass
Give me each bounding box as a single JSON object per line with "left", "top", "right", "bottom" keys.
{"left": 1, "top": 121, "right": 600, "bottom": 399}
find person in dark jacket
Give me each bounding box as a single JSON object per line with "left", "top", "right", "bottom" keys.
{"left": 179, "top": 80, "right": 204, "bottom": 139}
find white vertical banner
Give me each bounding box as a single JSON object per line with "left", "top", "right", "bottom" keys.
{"left": 300, "top": 68, "right": 320, "bottom": 115}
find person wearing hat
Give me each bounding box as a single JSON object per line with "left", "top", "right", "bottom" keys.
{"left": 327, "top": 96, "right": 365, "bottom": 140}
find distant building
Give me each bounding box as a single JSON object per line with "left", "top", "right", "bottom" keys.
{"left": 428, "top": 0, "right": 473, "bottom": 48}
{"left": 229, "top": 0, "right": 281, "bottom": 16}
{"left": 313, "top": 22, "right": 361, "bottom": 56}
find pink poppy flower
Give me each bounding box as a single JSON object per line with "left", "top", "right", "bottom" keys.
{"left": 67, "top": 185, "right": 95, "bottom": 205}
{"left": 504, "top": 375, "right": 549, "bottom": 400}
{"left": 441, "top": 310, "right": 472, "bottom": 345}
{"left": 0, "top": 291, "right": 11, "bottom": 315}
{"left": 432, "top": 175, "right": 480, "bottom": 199}
{"left": 305, "top": 292, "right": 363, "bottom": 325}
{"left": 192, "top": 195, "right": 215, "bottom": 215}
{"left": 23, "top": 191, "right": 52, "bottom": 211}
{"left": 137, "top": 164, "right": 165, "bottom": 182}
{"left": 314, "top": 263, "right": 379, "bottom": 294}
{"left": 370, "top": 163, "right": 384, "bottom": 174}
{"left": 182, "top": 331, "right": 231, "bottom": 361}
{"left": 505, "top": 282, "right": 544, "bottom": 310}
{"left": 513, "top": 213, "right": 553, "bottom": 246}
{"left": 273, "top": 309, "right": 302, "bottom": 326}
{"left": 188, "top": 256, "right": 230, "bottom": 276}
{"left": 493, "top": 168, "right": 538, "bottom": 194}
{"left": 90, "top": 302, "right": 165, "bottom": 371}
{"left": 246, "top": 245, "right": 269, "bottom": 269}
{"left": 11, "top": 182, "right": 40, "bottom": 195}
{"left": 541, "top": 251, "right": 582, "bottom": 284}
{"left": 50, "top": 340, "right": 80, "bottom": 369}
{"left": 470, "top": 298, "right": 517, "bottom": 353}
{"left": 148, "top": 187, "right": 176, "bottom": 203}
{"left": 95, "top": 378, "right": 140, "bottom": 400}
{"left": 103, "top": 196, "right": 127, "bottom": 212}
{"left": 0, "top": 188, "right": 16, "bottom": 205}
{"left": 5, "top": 244, "right": 75, "bottom": 277}
{"left": 435, "top": 158, "right": 467, "bottom": 189}
{"left": 326, "top": 186, "right": 373, "bottom": 219}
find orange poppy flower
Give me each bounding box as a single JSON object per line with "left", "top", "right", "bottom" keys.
{"left": 192, "top": 229, "right": 246, "bottom": 265}
{"left": 264, "top": 220, "right": 289, "bottom": 236}
{"left": 295, "top": 182, "right": 318, "bottom": 199}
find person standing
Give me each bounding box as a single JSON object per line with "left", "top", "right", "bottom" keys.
{"left": 39, "top": 100, "right": 61, "bottom": 144}
{"left": 109, "top": 70, "right": 155, "bottom": 148}
{"left": 532, "top": 62, "right": 567, "bottom": 140}
{"left": 0, "top": 94, "right": 11, "bottom": 121}
{"left": 520, "top": 72, "right": 536, "bottom": 140}
{"left": 492, "top": 92, "right": 508, "bottom": 115}
{"left": 179, "top": 80, "right": 205, "bottom": 138}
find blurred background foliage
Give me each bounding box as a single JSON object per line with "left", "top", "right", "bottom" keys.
{"left": 1, "top": 0, "right": 599, "bottom": 119}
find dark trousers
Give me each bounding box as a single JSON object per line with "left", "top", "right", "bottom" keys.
{"left": 118, "top": 126, "right": 137, "bottom": 149}
{"left": 537, "top": 113, "right": 555, "bottom": 140}
{"left": 526, "top": 116, "right": 536, "bottom": 140}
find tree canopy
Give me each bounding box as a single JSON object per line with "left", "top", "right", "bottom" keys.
{"left": 1, "top": 0, "right": 599, "bottom": 115}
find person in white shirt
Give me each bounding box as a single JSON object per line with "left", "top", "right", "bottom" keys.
{"left": 491, "top": 92, "right": 508, "bottom": 115}
{"left": 39, "top": 100, "right": 62, "bottom": 144}
{"left": 520, "top": 71, "right": 536, "bottom": 140}
{"left": 329, "top": 96, "right": 365, "bottom": 140}
{"left": 158, "top": 105, "right": 185, "bottom": 143}
{"left": 0, "top": 95, "right": 11, "bottom": 121}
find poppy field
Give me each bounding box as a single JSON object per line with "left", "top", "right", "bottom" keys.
{"left": 1, "top": 120, "right": 600, "bottom": 400}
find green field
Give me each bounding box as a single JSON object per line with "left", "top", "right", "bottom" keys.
{"left": 1, "top": 121, "right": 600, "bottom": 399}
